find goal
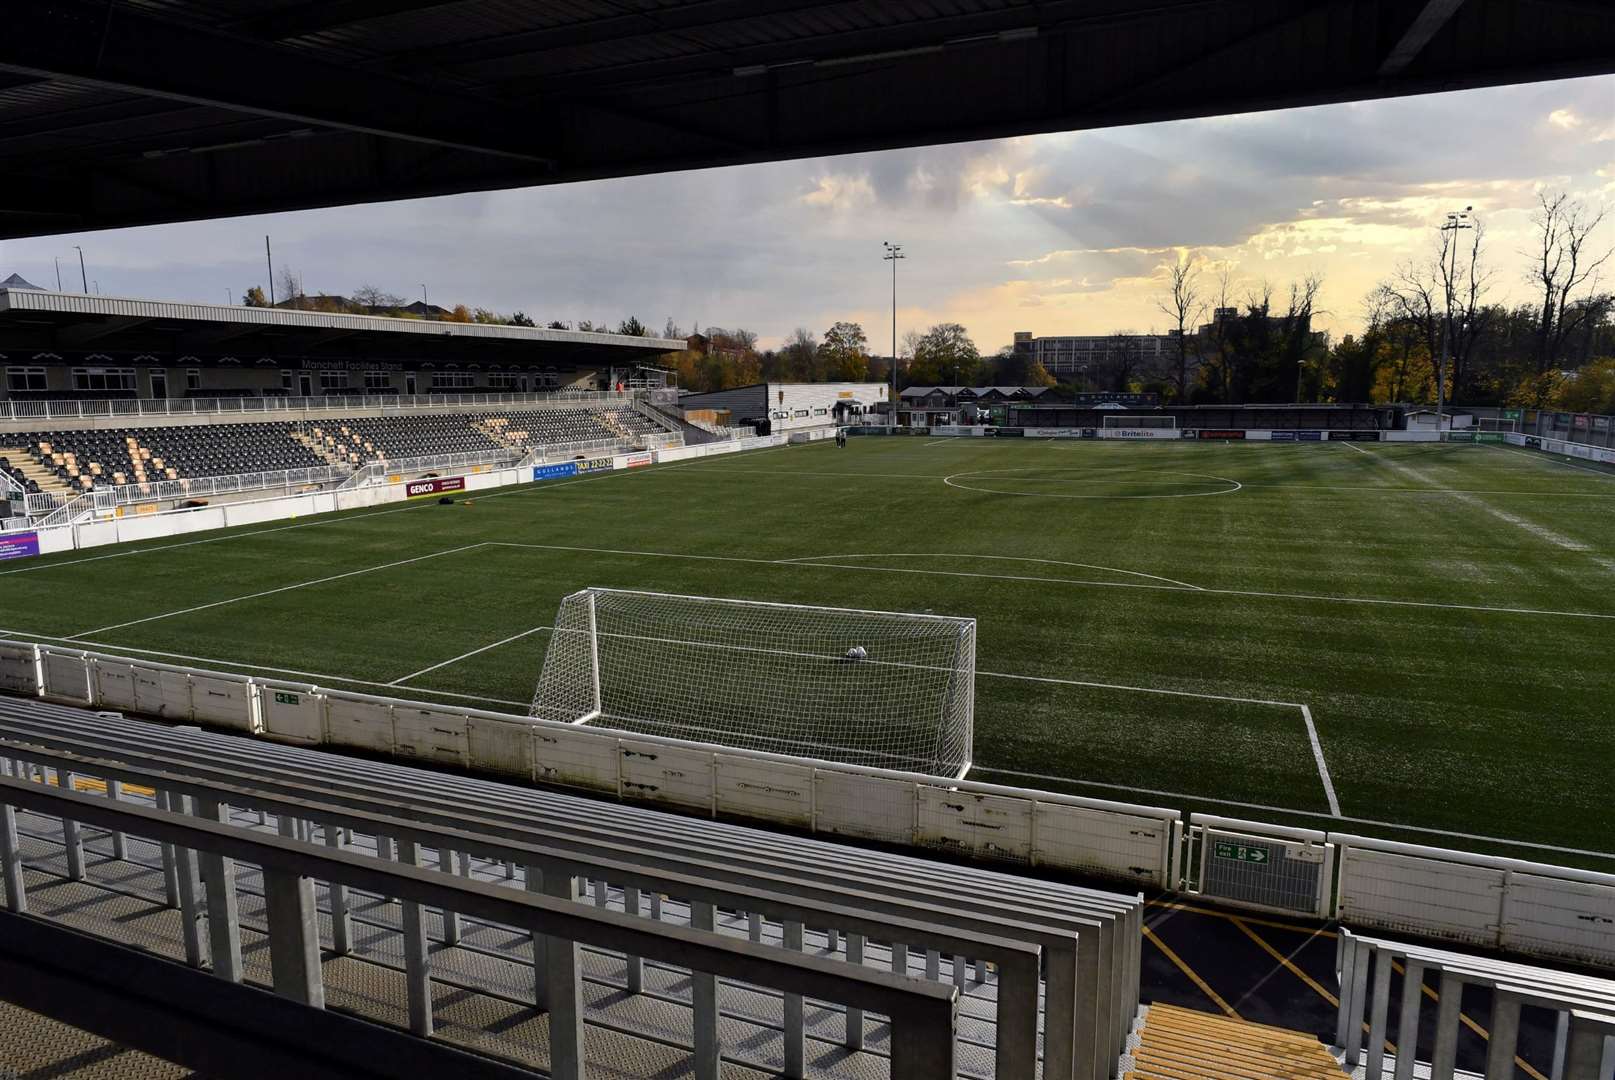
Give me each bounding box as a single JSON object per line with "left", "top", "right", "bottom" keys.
{"left": 530, "top": 587, "right": 975, "bottom": 777}
{"left": 1477, "top": 416, "right": 1520, "bottom": 434}
{"left": 1101, "top": 414, "right": 1177, "bottom": 429}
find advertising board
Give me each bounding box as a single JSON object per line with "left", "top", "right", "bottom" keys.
{"left": 1327, "top": 431, "right": 1381, "bottom": 442}
{"left": 1197, "top": 430, "right": 1246, "bottom": 440}
{"left": 575, "top": 457, "right": 615, "bottom": 475}
{"left": 621, "top": 451, "right": 654, "bottom": 468}
{"left": 405, "top": 476, "right": 465, "bottom": 499}
{"left": 532, "top": 462, "right": 579, "bottom": 482}
{"left": 0, "top": 531, "right": 39, "bottom": 561}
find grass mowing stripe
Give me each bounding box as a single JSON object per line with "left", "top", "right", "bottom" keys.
{"left": 68, "top": 542, "right": 491, "bottom": 638}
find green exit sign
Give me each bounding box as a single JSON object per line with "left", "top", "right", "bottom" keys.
{"left": 1214, "top": 841, "right": 1269, "bottom": 864}
{"left": 273, "top": 691, "right": 300, "bottom": 706}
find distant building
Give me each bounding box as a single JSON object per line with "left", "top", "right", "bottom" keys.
{"left": 0, "top": 273, "right": 42, "bottom": 291}
{"left": 1013, "top": 330, "right": 1182, "bottom": 376}
{"left": 679, "top": 382, "right": 887, "bottom": 432}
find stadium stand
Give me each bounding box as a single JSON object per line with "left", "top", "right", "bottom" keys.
{"left": 1, "top": 406, "right": 677, "bottom": 493}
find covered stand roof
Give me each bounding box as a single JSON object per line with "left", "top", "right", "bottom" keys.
{"left": 2, "top": 1, "right": 1613, "bottom": 238}
{"left": 0, "top": 287, "right": 683, "bottom": 364}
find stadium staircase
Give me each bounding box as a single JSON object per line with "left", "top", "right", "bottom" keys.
{"left": 636, "top": 398, "right": 733, "bottom": 445}
{"left": 290, "top": 429, "right": 344, "bottom": 467}
{"left": 1125, "top": 1004, "right": 1348, "bottom": 1080}
{"left": 0, "top": 446, "right": 71, "bottom": 496}
{"left": 473, "top": 416, "right": 521, "bottom": 450}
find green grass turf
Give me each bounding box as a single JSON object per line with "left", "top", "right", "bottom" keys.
{"left": 4, "top": 435, "right": 1613, "bottom": 865}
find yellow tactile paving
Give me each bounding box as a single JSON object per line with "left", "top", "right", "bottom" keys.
{"left": 1133, "top": 1004, "right": 1347, "bottom": 1080}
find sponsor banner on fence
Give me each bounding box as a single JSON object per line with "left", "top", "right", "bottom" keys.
{"left": 987, "top": 427, "right": 1025, "bottom": 437}
{"left": 1197, "top": 429, "right": 1247, "bottom": 440}
{"left": 1297, "top": 430, "right": 1324, "bottom": 441}
{"left": 0, "top": 531, "right": 40, "bottom": 561}
{"left": 532, "top": 462, "right": 579, "bottom": 482}
{"left": 621, "top": 451, "right": 654, "bottom": 468}
{"left": 1022, "top": 428, "right": 1082, "bottom": 438}
{"left": 1328, "top": 431, "right": 1381, "bottom": 442}
{"left": 1269, "top": 431, "right": 1296, "bottom": 442}
{"left": 576, "top": 457, "right": 615, "bottom": 475}
{"left": 406, "top": 476, "right": 466, "bottom": 499}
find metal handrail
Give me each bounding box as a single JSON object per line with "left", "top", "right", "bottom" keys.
{"left": 0, "top": 388, "right": 641, "bottom": 423}
{"left": 0, "top": 772, "right": 959, "bottom": 1080}
{"left": 1336, "top": 930, "right": 1615, "bottom": 1080}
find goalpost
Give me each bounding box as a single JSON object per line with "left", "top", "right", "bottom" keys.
{"left": 530, "top": 587, "right": 976, "bottom": 778}
{"left": 1101, "top": 414, "right": 1177, "bottom": 429}
{"left": 1477, "top": 416, "right": 1520, "bottom": 434}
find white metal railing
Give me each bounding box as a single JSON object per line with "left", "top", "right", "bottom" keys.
{"left": 0, "top": 389, "right": 638, "bottom": 424}
{"left": 0, "top": 470, "right": 22, "bottom": 498}
{"left": 1336, "top": 930, "right": 1615, "bottom": 1080}
{"left": 24, "top": 463, "right": 353, "bottom": 521}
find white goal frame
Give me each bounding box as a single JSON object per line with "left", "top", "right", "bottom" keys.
{"left": 1477, "top": 416, "right": 1520, "bottom": 434}
{"left": 530, "top": 587, "right": 976, "bottom": 778}
{"left": 1101, "top": 414, "right": 1177, "bottom": 429}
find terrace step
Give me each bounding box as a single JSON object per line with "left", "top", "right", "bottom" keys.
{"left": 1126, "top": 1004, "right": 1348, "bottom": 1080}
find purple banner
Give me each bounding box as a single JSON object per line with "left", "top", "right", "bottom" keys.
{"left": 0, "top": 531, "right": 40, "bottom": 561}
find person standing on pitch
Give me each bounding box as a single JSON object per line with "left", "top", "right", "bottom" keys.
{"left": 836, "top": 426, "right": 847, "bottom": 449}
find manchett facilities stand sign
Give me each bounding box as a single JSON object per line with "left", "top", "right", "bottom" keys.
{"left": 0, "top": 531, "right": 40, "bottom": 561}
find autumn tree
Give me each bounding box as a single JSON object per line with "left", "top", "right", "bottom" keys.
{"left": 242, "top": 286, "right": 268, "bottom": 307}
{"left": 446, "top": 304, "right": 472, "bottom": 323}
{"left": 819, "top": 321, "right": 871, "bottom": 381}
{"left": 908, "top": 323, "right": 981, "bottom": 387}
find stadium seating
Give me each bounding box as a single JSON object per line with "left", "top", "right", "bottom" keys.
{"left": 2, "top": 406, "right": 674, "bottom": 492}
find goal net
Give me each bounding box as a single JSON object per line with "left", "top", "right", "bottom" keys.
{"left": 1477, "top": 416, "right": 1519, "bottom": 433}
{"left": 1101, "top": 414, "right": 1176, "bottom": 429}
{"left": 530, "top": 588, "right": 975, "bottom": 777}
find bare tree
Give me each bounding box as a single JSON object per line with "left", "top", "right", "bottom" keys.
{"left": 1201, "top": 267, "right": 1239, "bottom": 403}
{"left": 1528, "top": 191, "right": 1612, "bottom": 374}
{"left": 1381, "top": 218, "right": 1492, "bottom": 400}
{"left": 1099, "top": 332, "right": 1143, "bottom": 392}
{"left": 352, "top": 284, "right": 405, "bottom": 310}
{"left": 1155, "top": 257, "right": 1206, "bottom": 402}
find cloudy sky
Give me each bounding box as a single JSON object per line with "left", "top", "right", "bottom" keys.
{"left": 2, "top": 74, "right": 1612, "bottom": 353}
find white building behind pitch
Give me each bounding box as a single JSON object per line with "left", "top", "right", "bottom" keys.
{"left": 679, "top": 382, "right": 887, "bottom": 433}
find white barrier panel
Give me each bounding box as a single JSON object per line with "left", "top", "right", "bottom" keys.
{"left": 1380, "top": 430, "right": 1441, "bottom": 442}
{"left": 714, "top": 753, "right": 815, "bottom": 827}
{"left": 1022, "top": 428, "right": 1083, "bottom": 438}
{"left": 1504, "top": 874, "right": 1615, "bottom": 967}
{"left": 654, "top": 445, "right": 708, "bottom": 464}
{"left": 134, "top": 666, "right": 192, "bottom": 720}
{"left": 76, "top": 520, "right": 119, "bottom": 547}
{"left": 533, "top": 726, "right": 620, "bottom": 793}
{"left": 189, "top": 674, "right": 256, "bottom": 731}
{"left": 37, "top": 529, "right": 74, "bottom": 555}
{"left": 40, "top": 650, "right": 91, "bottom": 703}
{"left": 92, "top": 660, "right": 138, "bottom": 711}
{"left": 259, "top": 685, "right": 326, "bottom": 744}
{"left": 917, "top": 785, "right": 1034, "bottom": 862}
{"left": 393, "top": 704, "right": 469, "bottom": 766}
{"left": 618, "top": 738, "right": 714, "bottom": 811}
{"left": 1333, "top": 835, "right": 1615, "bottom": 967}
{"left": 813, "top": 770, "right": 916, "bottom": 845}
{"left": 1035, "top": 801, "right": 1172, "bottom": 883}
{"left": 1188, "top": 815, "right": 1333, "bottom": 917}
{"left": 466, "top": 712, "right": 532, "bottom": 779}
{"left": 325, "top": 694, "right": 395, "bottom": 753}
{"left": 928, "top": 426, "right": 985, "bottom": 437}
{"left": 0, "top": 644, "right": 38, "bottom": 695}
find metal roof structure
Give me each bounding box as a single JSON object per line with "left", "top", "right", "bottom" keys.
{"left": 3, "top": 1, "right": 1613, "bottom": 239}
{"left": 0, "top": 287, "right": 682, "bottom": 363}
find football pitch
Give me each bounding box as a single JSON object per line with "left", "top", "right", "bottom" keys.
{"left": 4, "top": 435, "right": 1613, "bottom": 867}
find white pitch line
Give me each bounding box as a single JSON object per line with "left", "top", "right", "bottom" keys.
{"left": 1341, "top": 441, "right": 1371, "bottom": 455}
{"left": 68, "top": 541, "right": 491, "bottom": 638}
{"left": 1300, "top": 705, "right": 1341, "bottom": 816}
{"left": 389, "top": 624, "right": 553, "bottom": 685}
{"left": 487, "top": 540, "right": 1615, "bottom": 620}
{"left": 776, "top": 551, "right": 1205, "bottom": 591}
{"left": 0, "top": 630, "right": 531, "bottom": 708}
{"left": 1484, "top": 441, "right": 1615, "bottom": 479}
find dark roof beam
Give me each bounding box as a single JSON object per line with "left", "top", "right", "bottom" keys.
{"left": 1378, "top": 0, "right": 1469, "bottom": 75}
{"left": 226, "top": 0, "right": 465, "bottom": 41}
{"left": 1, "top": 1, "right": 556, "bottom": 166}
{"left": 57, "top": 317, "right": 154, "bottom": 348}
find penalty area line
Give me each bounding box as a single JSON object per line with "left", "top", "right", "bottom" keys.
{"left": 389, "top": 624, "right": 553, "bottom": 685}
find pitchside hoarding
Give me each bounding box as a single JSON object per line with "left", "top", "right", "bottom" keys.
{"left": 406, "top": 476, "right": 466, "bottom": 498}
{"left": 1327, "top": 431, "right": 1381, "bottom": 442}
{"left": 0, "top": 531, "right": 40, "bottom": 561}
{"left": 576, "top": 457, "right": 615, "bottom": 474}
{"left": 533, "top": 462, "right": 579, "bottom": 482}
